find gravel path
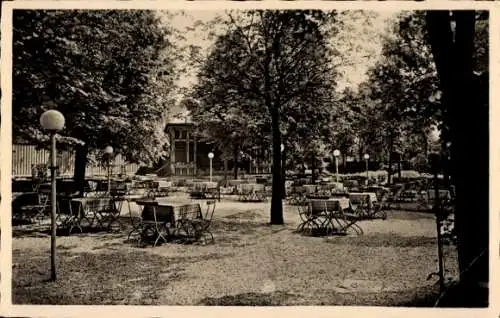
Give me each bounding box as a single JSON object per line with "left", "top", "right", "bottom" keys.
{"left": 12, "top": 193, "right": 458, "bottom": 305}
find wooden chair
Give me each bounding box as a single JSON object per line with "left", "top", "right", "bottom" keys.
{"left": 91, "top": 198, "right": 123, "bottom": 231}
{"left": 13, "top": 191, "right": 48, "bottom": 225}
{"left": 288, "top": 186, "right": 307, "bottom": 206}
{"left": 336, "top": 207, "right": 364, "bottom": 235}
{"left": 176, "top": 204, "right": 202, "bottom": 241}
{"left": 204, "top": 182, "right": 221, "bottom": 202}
{"left": 370, "top": 193, "right": 388, "bottom": 220}
{"left": 138, "top": 202, "right": 173, "bottom": 247}
{"left": 191, "top": 200, "right": 216, "bottom": 244}
{"left": 349, "top": 195, "right": 371, "bottom": 219}
{"left": 56, "top": 194, "right": 83, "bottom": 234}
{"left": 296, "top": 202, "right": 321, "bottom": 235}
{"left": 237, "top": 184, "right": 254, "bottom": 202}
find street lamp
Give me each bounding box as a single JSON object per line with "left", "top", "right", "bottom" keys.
{"left": 104, "top": 146, "right": 113, "bottom": 194}
{"left": 40, "top": 109, "right": 65, "bottom": 281}
{"left": 333, "top": 149, "right": 340, "bottom": 183}
{"left": 208, "top": 152, "right": 214, "bottom": 182}
{"left": 364, "top": 153, "right": 370, "bottom": 185}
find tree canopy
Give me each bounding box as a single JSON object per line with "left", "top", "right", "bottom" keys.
{"left": 13, "top": 10, "right": 176, "bottom": 165}
{"left": 186, "top": 10, "right": 339, "bottom": 223}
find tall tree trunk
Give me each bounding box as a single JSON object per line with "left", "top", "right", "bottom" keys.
{"left": 223, "top": 158, "right": 228, "bottom": 182}
{"left": 270, "top": 106, "right": 283, "bottom": 224}
{"left": 388, "top": 136, "right": 394, "bottom": 184}
{"left": 397, "top": 152, "right": 402, "bottom": 179}
{"left": 422, "top": 130, "right": 429, "bottom": 159}
{"left": 73, "top": 144, "right": 88, "bottom": 196}
{"left": 233, "top": 145, "right": 238, "bottom": 180}
{"left": 426, "top": 11, "right": 488, "bottom": 306}
{"left": 281, "top": 145, "right": 286, "bottom": 199}
{"left": 311, "top": 152, "right": 316, "bottom": 184}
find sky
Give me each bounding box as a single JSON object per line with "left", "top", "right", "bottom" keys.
{"left": 158, "top": 10, "right": 400, "bottom": 120}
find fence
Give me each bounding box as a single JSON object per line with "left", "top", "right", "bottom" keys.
{"left": 12, "top": 144, "right": 140, "bottom": 178}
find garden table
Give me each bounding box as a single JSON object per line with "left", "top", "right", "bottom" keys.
{"left": 306, "top": 198, "right": 362, "bottom": 235}
{"left": 400, "top": 189, "right": 419, "bottom": 201}
{"left": 237, "top": 183, "right": 265, "bottom": 202}
{"left": 70, "top": 196, "right": 123, "bottom": 231}
{"left": 427, "top": 189, "right": 451, "bottom": 201}
{"left": 310, "top": 198, "right": 351, "bottom": 211}
{"left": 325, "top": 182, "right": 344, "bottom": 191}
{"left": 303, "top": 185, "right": 317, "bottom": 196}
{"left": 348, "top": 192, "right": 377, "bottom": 205}
{"left": 152, "top": 180, "right": 172, "bottom": 189}
{"left": 135, "top": 199, "right": 202, "bottom": 246}
{"left": 12, "top": 191, "right": 46, "bottom": 223}
{"left": 348, "top": 192, "right": 378, "bottom": 217}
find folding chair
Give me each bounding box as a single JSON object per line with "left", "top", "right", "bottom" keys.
{"left": 56, "top": 195, "right": 83, "bottom": 234}
{"left": 204, "top": 182, "right": 221, "bottom": 201}
{"left": 288, "top": 186, "right": 307, "bottom": 205}
{"left": 191, "top": 200, "right": 216, "bottom": 244}
{"left": 20, "top": 191, "right": 50, "bottom": 225}
{"left": 92, "top": 198, "right": 122, "bottom": 231}
{"left": 335, "top": 207, "right": 364, "bottom": 235}
{"left": 139, "top": 203, "right": 172, "bottom": 247}
{"left": 175, "top": 204, "right": 202, "bottom": 242}
{"left": 237, "top": 184, "right": 253, "bottom": 202}
{"left": 296, "top": 201, "right": 322, "bottom": 235}
{"left": 349, "top": 195, "right": 371, "bottom": 219}
{"left": 252, "top": 184, "right": 266, "bottom": 201}
{"left": 127, "top": 198, "right": 144, "bottom": 240}
{"left": 370, "top": 193, "right": 388, "bottom": 220}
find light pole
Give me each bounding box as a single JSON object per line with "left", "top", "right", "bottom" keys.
{"left": 40, "top": 109, "right": 65, "bottom": 281}
{"left": 333, "top": 149, "right": 340, "bottom": 183}
{"left": 364, "top": 153, "right": 370, "bottom": 185}
{"left": 208, "top": 152, "right": 214, "bottom": 182}
{"left": 104, "top": 146, "right": 113, "bottom": 194}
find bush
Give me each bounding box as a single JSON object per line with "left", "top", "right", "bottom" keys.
{"left": 135, "top": 166, "right": 157, "bottom": 176}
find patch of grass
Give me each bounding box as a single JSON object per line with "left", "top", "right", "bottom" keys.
{"left": 326, "top": 234, "right": 438, "bottom": 248}
{"left": 199, "top": 291, "right": 297, "bottom": 306}
{"left": 12, "top": 248, "right": 228, "bottom": 305}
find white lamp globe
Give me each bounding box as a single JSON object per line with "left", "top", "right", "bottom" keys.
{"left": 40, "top": 110, "right": 65, "bottom": 131}
{"left": 364, "top": 154, "right": 370, "bottom": 160}
{"left": 104, "top": 146, "right": 114, "bottom": 155}
{"left": 208, "top": 152, "right": 214, "bottom": 159}
{"left": 333, "top": 149, "right": 340, "bottom": 157}
{"left": 280, "top": 144, "right": 285, "bottom": 152}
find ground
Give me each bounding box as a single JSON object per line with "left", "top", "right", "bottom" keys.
{"left": 12, "top": 193, "right": 458, "bottom": 306}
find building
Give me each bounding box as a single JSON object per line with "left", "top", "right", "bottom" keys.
{"left": 165, "top": 122, "right": 219, "bottom": 176}
{"left": 165, "top": 122, "right": 272, "bottom": 177}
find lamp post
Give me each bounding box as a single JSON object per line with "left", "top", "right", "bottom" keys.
{"left": 40, "top": 109, "right": 65, "bottom": 281}
{"left": 333, "top": 149, "right": 340, "bottom": 183}
{"left": 104, "top": 146, "right": 113, "bottom": 194}
{"left": 364, "top": 153, "right": 370, "bottom": 185}
{"left": 208, "top": 152, "right": 214, "bottom": 182}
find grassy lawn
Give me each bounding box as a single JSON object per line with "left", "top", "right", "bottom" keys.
{"left": 12, "top": 193, "right": 458, "bottom": 306}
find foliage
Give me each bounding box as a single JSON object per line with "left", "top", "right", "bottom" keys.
{"left": 337, "top": 11, "right": 487, "bottom": 173}
{"left": 13, "top": 10, "right": 176, "bottom": 164}
{"left": 186, "top": 10, "right": 339, "bottom": 223}
{"left": 187, "top": 10, "right": 338, "bottom": 162}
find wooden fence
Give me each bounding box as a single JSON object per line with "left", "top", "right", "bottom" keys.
{"left": 12, "top": 144, "right": 140, "bottom": 178}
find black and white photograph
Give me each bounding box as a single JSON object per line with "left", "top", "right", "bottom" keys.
{"left": 5, "top": 3, "right": 490, "bottom": 311}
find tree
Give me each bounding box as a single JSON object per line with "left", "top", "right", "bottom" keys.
{"left": 187, "top": 10, "right": 338, "bottom": 224}
{"left": 357, "top": 12, "right": 441, "bottom": 177}
{"left": 13, "top": 10, "right": 176, "bottom": 191}
{"left": 426, "top": 10, "right": 488, "bottom": 306}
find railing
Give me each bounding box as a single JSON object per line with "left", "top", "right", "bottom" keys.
{"left": 12, "top": 144, "right": 139, "bottom": 178}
